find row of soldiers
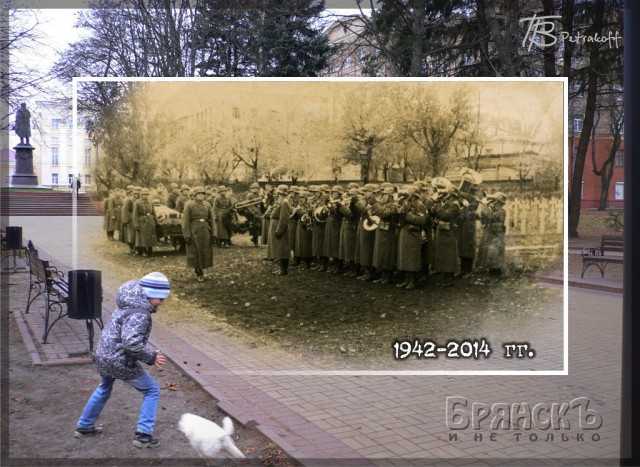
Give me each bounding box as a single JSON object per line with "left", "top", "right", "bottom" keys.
{"left": 260, "top": 178, "right": 507, "bottom": 289}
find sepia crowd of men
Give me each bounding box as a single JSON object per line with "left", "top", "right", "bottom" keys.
{"left": 259, "top": 174, "right": 508, "bottom": 289}
{"left": 100, "top": 173, "right": 507, "bottom": 287}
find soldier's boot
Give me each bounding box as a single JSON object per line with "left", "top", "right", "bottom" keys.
{"left": 405, "top": 272, "right": 417, "bottom": 290}
{"left": 304, "top": 257, "right": 312, "bottom": 269}
{"left": 396, "top": 271, "right": 408, "bottom": 288}
{"left": 274, "top": 259, "right": 288, "bottom": 276}
{"left": 380, "top": 270, "right": 392, "bottom": 285}
{"left": 342, "top": 261, "right": 352, "bottom": 276}
{"left": 461, "top": 258, "right": 473, "bottom": 277}
{"left": 440, "top": 272, "right": 454, "bottom": 287}
{"left": 291, "top": 256, "right": 301, "bottom": 267}
{"left": 147, "top": 247, "right": 153, "bottom": 257}
{"left": 332, "top": 260, "right": 343, "bottom": 275}
{"left": 324, "top": 259, "right": 334, "bottom": 273}
{"left": 351, "top": 264, "right": 361, "bottom": 278}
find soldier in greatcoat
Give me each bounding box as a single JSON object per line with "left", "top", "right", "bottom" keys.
{"left": 294, "top": 188, "right": 314, "bottom": 268}
{"left": 102, "top": 191, "right": 115, "bottom": 240}
{"left": 458, "top": 190, "right": 480, "bottom": 277}
{"left": 476, "top": 192, "right": 507, "bottom": 280}
{"left": 268, "top": 185, "right": 291, "bottom": 276}
{"left": 310, "top": 185, "right": 329, "bottom": 271}
{"left": 396, "top": 187, "right": 428, "bottom": 290}
{"left": 372, "top": 186, "right": 399, "bottom": 285}
{"left": 213, "top": 186, "right": 234, "bottom": 247}
{"left": 166, "top": 182, "right": 180, "bottom": 209}
{"left": 287, "top": 186, "right": 301, "bottom": 265}
{"left": 182, "top": 186, "right": 215, "bottom": 282}
{"left": 121, "top": 186, "right": 139, "bottom": 253}
{"left": 355, "top": 184, "right": 379, "bottom": 282}
{"left": 175, "top": 185, "right": 191, "bottom": 213}
{"left": 260, "top": 184, "right": 274, "bottom": 247}
{"left": 243, "top": 182, "right": 263, "bottom": 247}
{"left": 323, "top": 185, "right": 344, "bottom": 274}
{"left": 416, "top": 181, "right": 434, "bottom": 280}
{"left": 338, "top": 187, "right": 359, "bottom": 277}
{"left": 430, "top": 179, "right": 464, "bottom": 287}
{"left": 132, "top": 188, "right": 158, "bottom": 257}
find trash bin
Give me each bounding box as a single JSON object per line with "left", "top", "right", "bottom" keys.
{"left": 6, "top": 226, "right": 22, "bottom": 250}
{"left": 67, "top": 270, "right": 102, "bottom": 320}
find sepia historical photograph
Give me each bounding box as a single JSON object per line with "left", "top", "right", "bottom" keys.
{"left": 72, "top": 78, "right": 565, "bottom": 373}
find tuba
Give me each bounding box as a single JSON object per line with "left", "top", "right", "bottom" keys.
{"left": 363, "top": 215, "right": 381, "bottom": 231}
{"left": 313, "top": 206, "right": 329, "bottom": 223}
{"left": 458, "top": 168, "right": 483, "bottom": 194}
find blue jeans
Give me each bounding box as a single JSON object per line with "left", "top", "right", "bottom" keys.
{"left": 77, "top": 372, "right": 159, "bottom": 435}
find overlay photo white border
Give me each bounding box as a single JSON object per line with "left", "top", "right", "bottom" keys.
{"left": 71, "top": 76, "right": 569, "bottom": 376}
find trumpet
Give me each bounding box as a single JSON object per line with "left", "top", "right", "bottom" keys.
{"left": 234, "top": 197, "right": 262, "bottom": 209}
{"left": 289, "top": 204, "right": 304, "bottom": 219}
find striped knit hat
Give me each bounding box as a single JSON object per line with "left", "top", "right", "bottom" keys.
{"left": 140, "top": 272, "right": 171, "bottom": 299}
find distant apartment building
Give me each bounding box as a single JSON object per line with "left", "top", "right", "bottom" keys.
{"left": 32, "top": 101, "right": 97, "bottom": 192}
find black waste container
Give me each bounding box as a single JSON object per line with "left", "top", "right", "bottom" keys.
{"left": 68, "top": 270, "right": 102, "bottom": 320}
{"left": 6, "top": 226, "right": 22, "bottom": 250}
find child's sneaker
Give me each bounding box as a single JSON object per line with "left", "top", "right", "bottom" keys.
{"left": 133, "top": 431, "right": 160, "bottom": 448}
{"left": 74, "top": 426, "right": 103, "bottom": 438}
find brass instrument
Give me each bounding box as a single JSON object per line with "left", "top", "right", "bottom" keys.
{"left": 458, "top": 167, "right": 483, "bottom": 193}
{"left": 363, "top": 215, "right": 381, "bottom": 231}
{"left": 234, "top": 197, "right": 262, "bottom": 209}
{"left": 300, "top": 212, "right": 313, "bottom": 229}
{"left": 313, "top": 206, "right": 329, "bottom": 223}
{"left": 289, "top": 204, "right": 304, "bottom": 220}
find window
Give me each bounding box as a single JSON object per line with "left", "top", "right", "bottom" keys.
{"left": 51, "top": 118, "right": 60, "bottom": 129}
{"left": 84, "top": 148, "right": 91, "bottom": 166}
{"left": 615, "top": 182, "right": 624, "bottom": 200}
{"left": 68, "top": 174, "right": 74, "bottom": 186}
{"left": 51, "top": 136, "right": 59, "bottom": 145}
{"left": 573, "top": 118, "right": 584, "bottom": 133}
{"left": 52, "top": 173, "right": 58, "bottom": 185}
{"left": 51, "top": 147, "right": 59, "bottom": 166}
{"left": 84, "top": 174, "right": 91, "bottom": 185}
{"left": 615, "top": 150, "right": 624, "bottom": 167}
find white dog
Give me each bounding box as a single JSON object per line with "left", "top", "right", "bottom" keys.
{"left": 178, "top": 413, "right": 246, "bottom": 461}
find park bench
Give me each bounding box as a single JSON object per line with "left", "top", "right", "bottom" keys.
{"left": 25, "top": 241, "right": 74, "bottom": 343}
{"left": 581, "top": 234, "right": 624, "bottom": 279}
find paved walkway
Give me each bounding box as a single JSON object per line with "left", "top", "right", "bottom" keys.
{"left": 3, "top": 216, "right": 622, "bottom": 464}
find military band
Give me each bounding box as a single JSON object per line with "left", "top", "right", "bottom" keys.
{"left": 101, "top": 167, "right": 507, "bottom": 288}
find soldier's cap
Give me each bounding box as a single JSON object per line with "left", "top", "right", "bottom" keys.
{"left": 126, "top": 185, "right": 135, "bottom": 191}
{"left": 289, "top": 185, "right": 300, "bottom": 194}
{"left": 193, "top": 186, "right": 206, "bottom": 195}
{"left": 170, "top": 182, "right": 179, "bottom": 189}
{"left": 407, "top": 186, "right": 420, "bottom": 197}
{"left": 382, "top": 187, "right": 395, "bottom": 195}
{"left": 320, "top": 184, "right": 331, "bottom": 192}
{"left": 331, "top": 185, "right": 344, "bottom": 193}
{"left": 276, "top": 184, "right": 289, "bottom": 195}
{"left": 152, "top": 199, "right": 161, "bottom": 205}
{"left": 308, "top": 185, "right": 318, "bottom": 192}
{"left": 250, "top": 182, "right": 260, "bottom": 189}
{"left": 180, "top": 184, "right": 190, "bottom": 191}
{"left": 298, "top": 189, "right": 309, "bottom": 199}
{"left": 431, "top": 177, "right": 451, "bottom": 191}
{"left": 348, "top": 188, "right": 359, "bottom": 196}
{"left": 140, "top": 188, "right": 150, "bottom": 195}
{"left": 347, "top": 182, "right": 360, "bottom": 189}
{"left": 133, "top": 187, "right": 142, "bottom": 194}
{"left": 489, "top": 192, "right": 507, "bottom": 204}
{"left": 218, "top": 185, "right": 228, "bottom": 192}
{"left": 413, "top": 180, "right": 427, "bottom": 189}
{"left": 381, "top": 182, "right": 393, "bottom": 189}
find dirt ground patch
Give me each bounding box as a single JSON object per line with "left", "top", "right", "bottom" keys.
{"left": 5, "top": 302, "right": 297, "bottom": 465}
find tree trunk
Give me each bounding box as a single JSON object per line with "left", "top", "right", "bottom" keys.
{"left": 568, "top": 0, "right": 604, "bottom": 237}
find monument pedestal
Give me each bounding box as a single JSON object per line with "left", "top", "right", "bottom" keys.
{"left": 11, "top": 143, "right": 38, "bottom": 187}
{"left": 11, "top": 174, "right": 39, "bottom": 186}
